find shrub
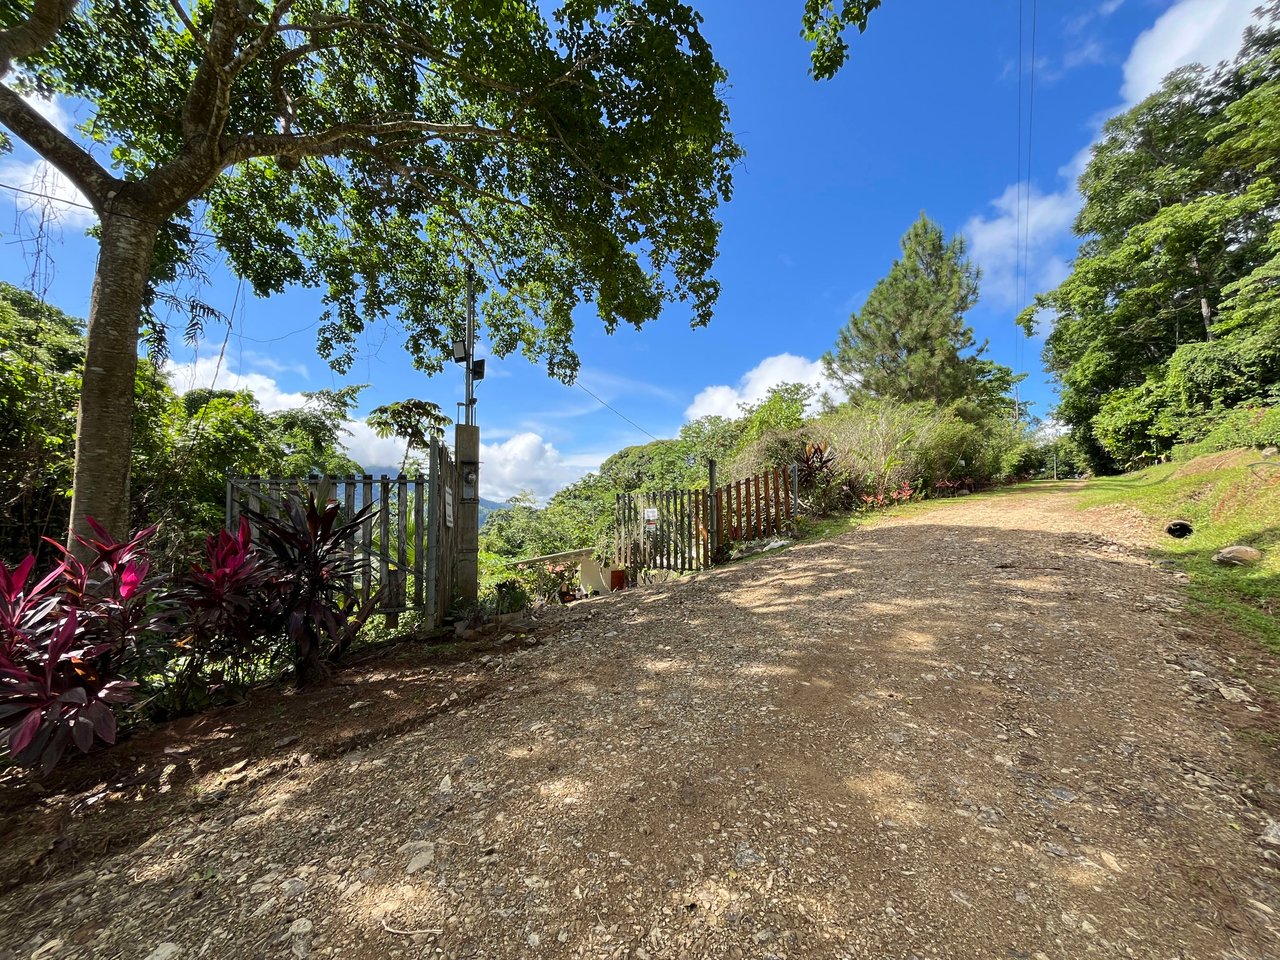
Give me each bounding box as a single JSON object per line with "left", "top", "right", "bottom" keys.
{"left": 729, "top": 398, "right": 1030, "bottom": 516}
{"left": 249, "top": 495, "right": 382, "bottom": 685}
{"left": 1172, "top": 405, "right": 1280, "bottom": 460}
{"left": 0, "top": 521, "right": 167, "bottom": 774}
{"left": 2, "top": 493, "right": 389, "bottom": 773}
{"left": 160, "top": 518, "right": 283, "bottom": 713}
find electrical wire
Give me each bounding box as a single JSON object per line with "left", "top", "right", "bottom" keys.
{"left": 1016, "top": 0, "right": 1025, "bottom": 314}
{"left": 13, "top": 167, "right": 680, "bottom": 446}
{"left": 0, "top": 180, "right": 223, "bottom": 241}
{"left": 574, "top": 380, "right": 662, "bottom": 442}
{"left": 1017, "top": 0, "right": 1040, "bottom": 404}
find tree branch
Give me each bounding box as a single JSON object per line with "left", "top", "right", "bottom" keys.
{"left": 223, "top": 119, "right": 527, "bottom": 166}
{"left": 0, "top": 82, "right": 117, "bottom": 210}
{"left": 0, "top": 0, "right": 77, "bottom": 78}
{"left": 166, "top": 0, "right": 214, "bottom": 63}
{"left": 228, "top": 0, "right": 297, "bottom": 76}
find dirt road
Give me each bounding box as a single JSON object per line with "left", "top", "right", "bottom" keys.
{"left": 3, "top": 483, "right": 1279, "bottom": 959}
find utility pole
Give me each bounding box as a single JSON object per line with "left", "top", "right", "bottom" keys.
{"left": 452, "top": 265, "right": 485, "bottom": 606}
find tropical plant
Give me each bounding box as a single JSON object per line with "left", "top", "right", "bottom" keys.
{"left": 248, "top": 495, "right": 382, "bottom": 685}
{"left": 367, "top": 399, "right": 452, "bottom": 474}
{"left": 165, "top": 518, "right": 282, "bottom": 710}
{"left": 0, "top": 519, "right": 168, "bottom": 773}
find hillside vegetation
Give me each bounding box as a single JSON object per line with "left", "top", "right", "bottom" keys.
{"left": 1080, "top": 447, "right": 1280, "bottom": 650}
{"left": 1026, "top": 16, "right": 1280, "bottom": 473}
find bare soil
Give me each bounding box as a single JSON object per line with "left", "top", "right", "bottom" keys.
{"left": 2, "top": 481, "right": 1279, "bottom": 960}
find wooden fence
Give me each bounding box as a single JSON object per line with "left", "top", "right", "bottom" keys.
{"left": 614, "top": 463, "right": 798, "bottom": 573}
{"left": 615, "top": 488, "right": 712, "bottom": 572}
{"left": 423, "top": 440, "right": 460, "bottom": 628}
{"left": 226, "top": 437, "right": 459, "bottom": 627}
{"left": 714, "top": 465, "right": 796, "bottom": 545}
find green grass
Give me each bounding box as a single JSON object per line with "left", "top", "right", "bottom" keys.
{"left": 1077, "top": 449, "right": 1280, "bottom": 652}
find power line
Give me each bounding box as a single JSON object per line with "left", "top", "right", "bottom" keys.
{"left": 1018, "top": 0, "right": 1040, "bottom": 394}
{"left": 1016, "top": 0, "right": 1025, "bottom": 315}
{"left": 0, "top": 180, "right": 223, "bottom": 241}
{"left": 1023, "top": 0, "right": 1039, "bottom": 307}
{"left": 574, "top": 380, "right": 662, "bottom": 442}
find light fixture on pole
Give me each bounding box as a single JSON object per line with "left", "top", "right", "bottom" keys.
{"left": 449, "top": 266, "right": 484, "bottom": 428}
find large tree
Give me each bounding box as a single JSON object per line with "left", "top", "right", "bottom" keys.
{"left": 823, "top": 213, "right": 1009, "bottom": 408}
{"left": 1022, "top": 8, "right": 1280, "bottom": 470}
{"left": 0, "top": 0, "right": 743, "bottom": 549}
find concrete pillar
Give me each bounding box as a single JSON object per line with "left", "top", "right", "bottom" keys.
{"left": 455, "top": 423, "right": 480, "bottom": 605}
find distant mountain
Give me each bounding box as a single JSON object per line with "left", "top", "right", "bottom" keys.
{"left": 478, "top": 497, "right": 506, "bottom": 526}
{"left": 362, "top": 465, "right": 506, "bottom": 524}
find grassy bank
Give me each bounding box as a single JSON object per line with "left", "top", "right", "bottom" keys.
{"left": 1078, "top": 449, "right": 1280, "bottom": 652}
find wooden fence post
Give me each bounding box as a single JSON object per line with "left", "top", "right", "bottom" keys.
{"left": 413, "top": 475, "right": 425, "bottom": 610}
{"left": 425, "top": 441, "right": 441, "bottom": 627}
{"left": 707, "top": 460, "right": 719, "bottom": 558}
{"left": 790, "top": 463, "right": 800, "bottom": 525}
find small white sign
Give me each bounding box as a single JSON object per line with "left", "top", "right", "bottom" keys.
{"left": 643, "top": 508, "right": 659, "bottom": 521}
{"left": 444, "top": 486, "right": 454, "bottom": 528}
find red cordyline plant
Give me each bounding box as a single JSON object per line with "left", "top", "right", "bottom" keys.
{"left": 164, "top": 518, "right": 283, "bottom": 708}
{"left": 248, "top": 494, "right": 382, "bottom": 686}
{"left": 0, "top": 519, "right": 167, "bottom": 774}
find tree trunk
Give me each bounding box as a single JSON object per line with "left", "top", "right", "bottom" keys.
{"left": 1188, "top": 253, "right": 1215, "bottom": 341}
{"left": 67, "top": 210, "right": 159, "bottom": 554}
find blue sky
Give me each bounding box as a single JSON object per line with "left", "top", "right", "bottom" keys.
{"left": 0, "top": 0, "right": 1265, "bottom": 499}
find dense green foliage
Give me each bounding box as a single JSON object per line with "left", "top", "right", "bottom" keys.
{"left": 824, "top": 215, "right": 1017, "bottom": 413}
{"left": 0, "top": 284, "right": 83, "bottom": 555}
{"left": 732, "top": 397, "right": 1040, "bottom": 514}
{"left": 1025, "top": 11, "right": 1280, "bottom": 472}
{"left": 2, "top": 496, "right": 385, "bottom": 773}
{"left": 0, "top": 283, "right": 360, "bottom": 564}
{"left": 6, "top": 0, "right": 741, "bottom": 374}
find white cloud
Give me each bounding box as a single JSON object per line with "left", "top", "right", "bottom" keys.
{"left": 163, "top": 357, "right": 602, "bottom": 497}
{"left": 964, "top": 185, "right": 1080, "bottom": 308}
{"left": 22, "top": 91, "right": 74, "bottom": 132}
{"left": 165, "top": 356, "right": 310, "bottom": 411}
{"left": 685, "top": 353, "right": 838, "bottom": 420}
{"left": 0, "top": 93, "right": 95, "bottom": 228}
{"left": 0, "top": 155, "right": 95, "bottom": 227}
{"left": 1034, "top": 416, "right": 1071, "bottom": 442}
{"left": 964, "top": 0, "right": 1264, "bottom": 318}
{"left": 341, "top": 420, "right": 410, "bottom": 469}
{"left": 480, "top": 432, "right": 603, "bottom": 502}
{"left": 1121, "top": 0, "right": 1259, "bottom": 106}
{"left": 1067, "top": 0, "right": 1125, "bottom": 34}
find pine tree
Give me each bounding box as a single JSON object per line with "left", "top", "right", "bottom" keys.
{"left": 824, "top": 214, "right": 1002, "bottom": 406}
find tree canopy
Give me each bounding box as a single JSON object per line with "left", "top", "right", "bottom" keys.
{"left": 0, "top": 0, "right": 743, "bottom": 545}
{"left": 1024, "top": 10, "right": 1280, "bottom": 471}
{"left": 0, "top": 282, "right": 361, "bottom": 563}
